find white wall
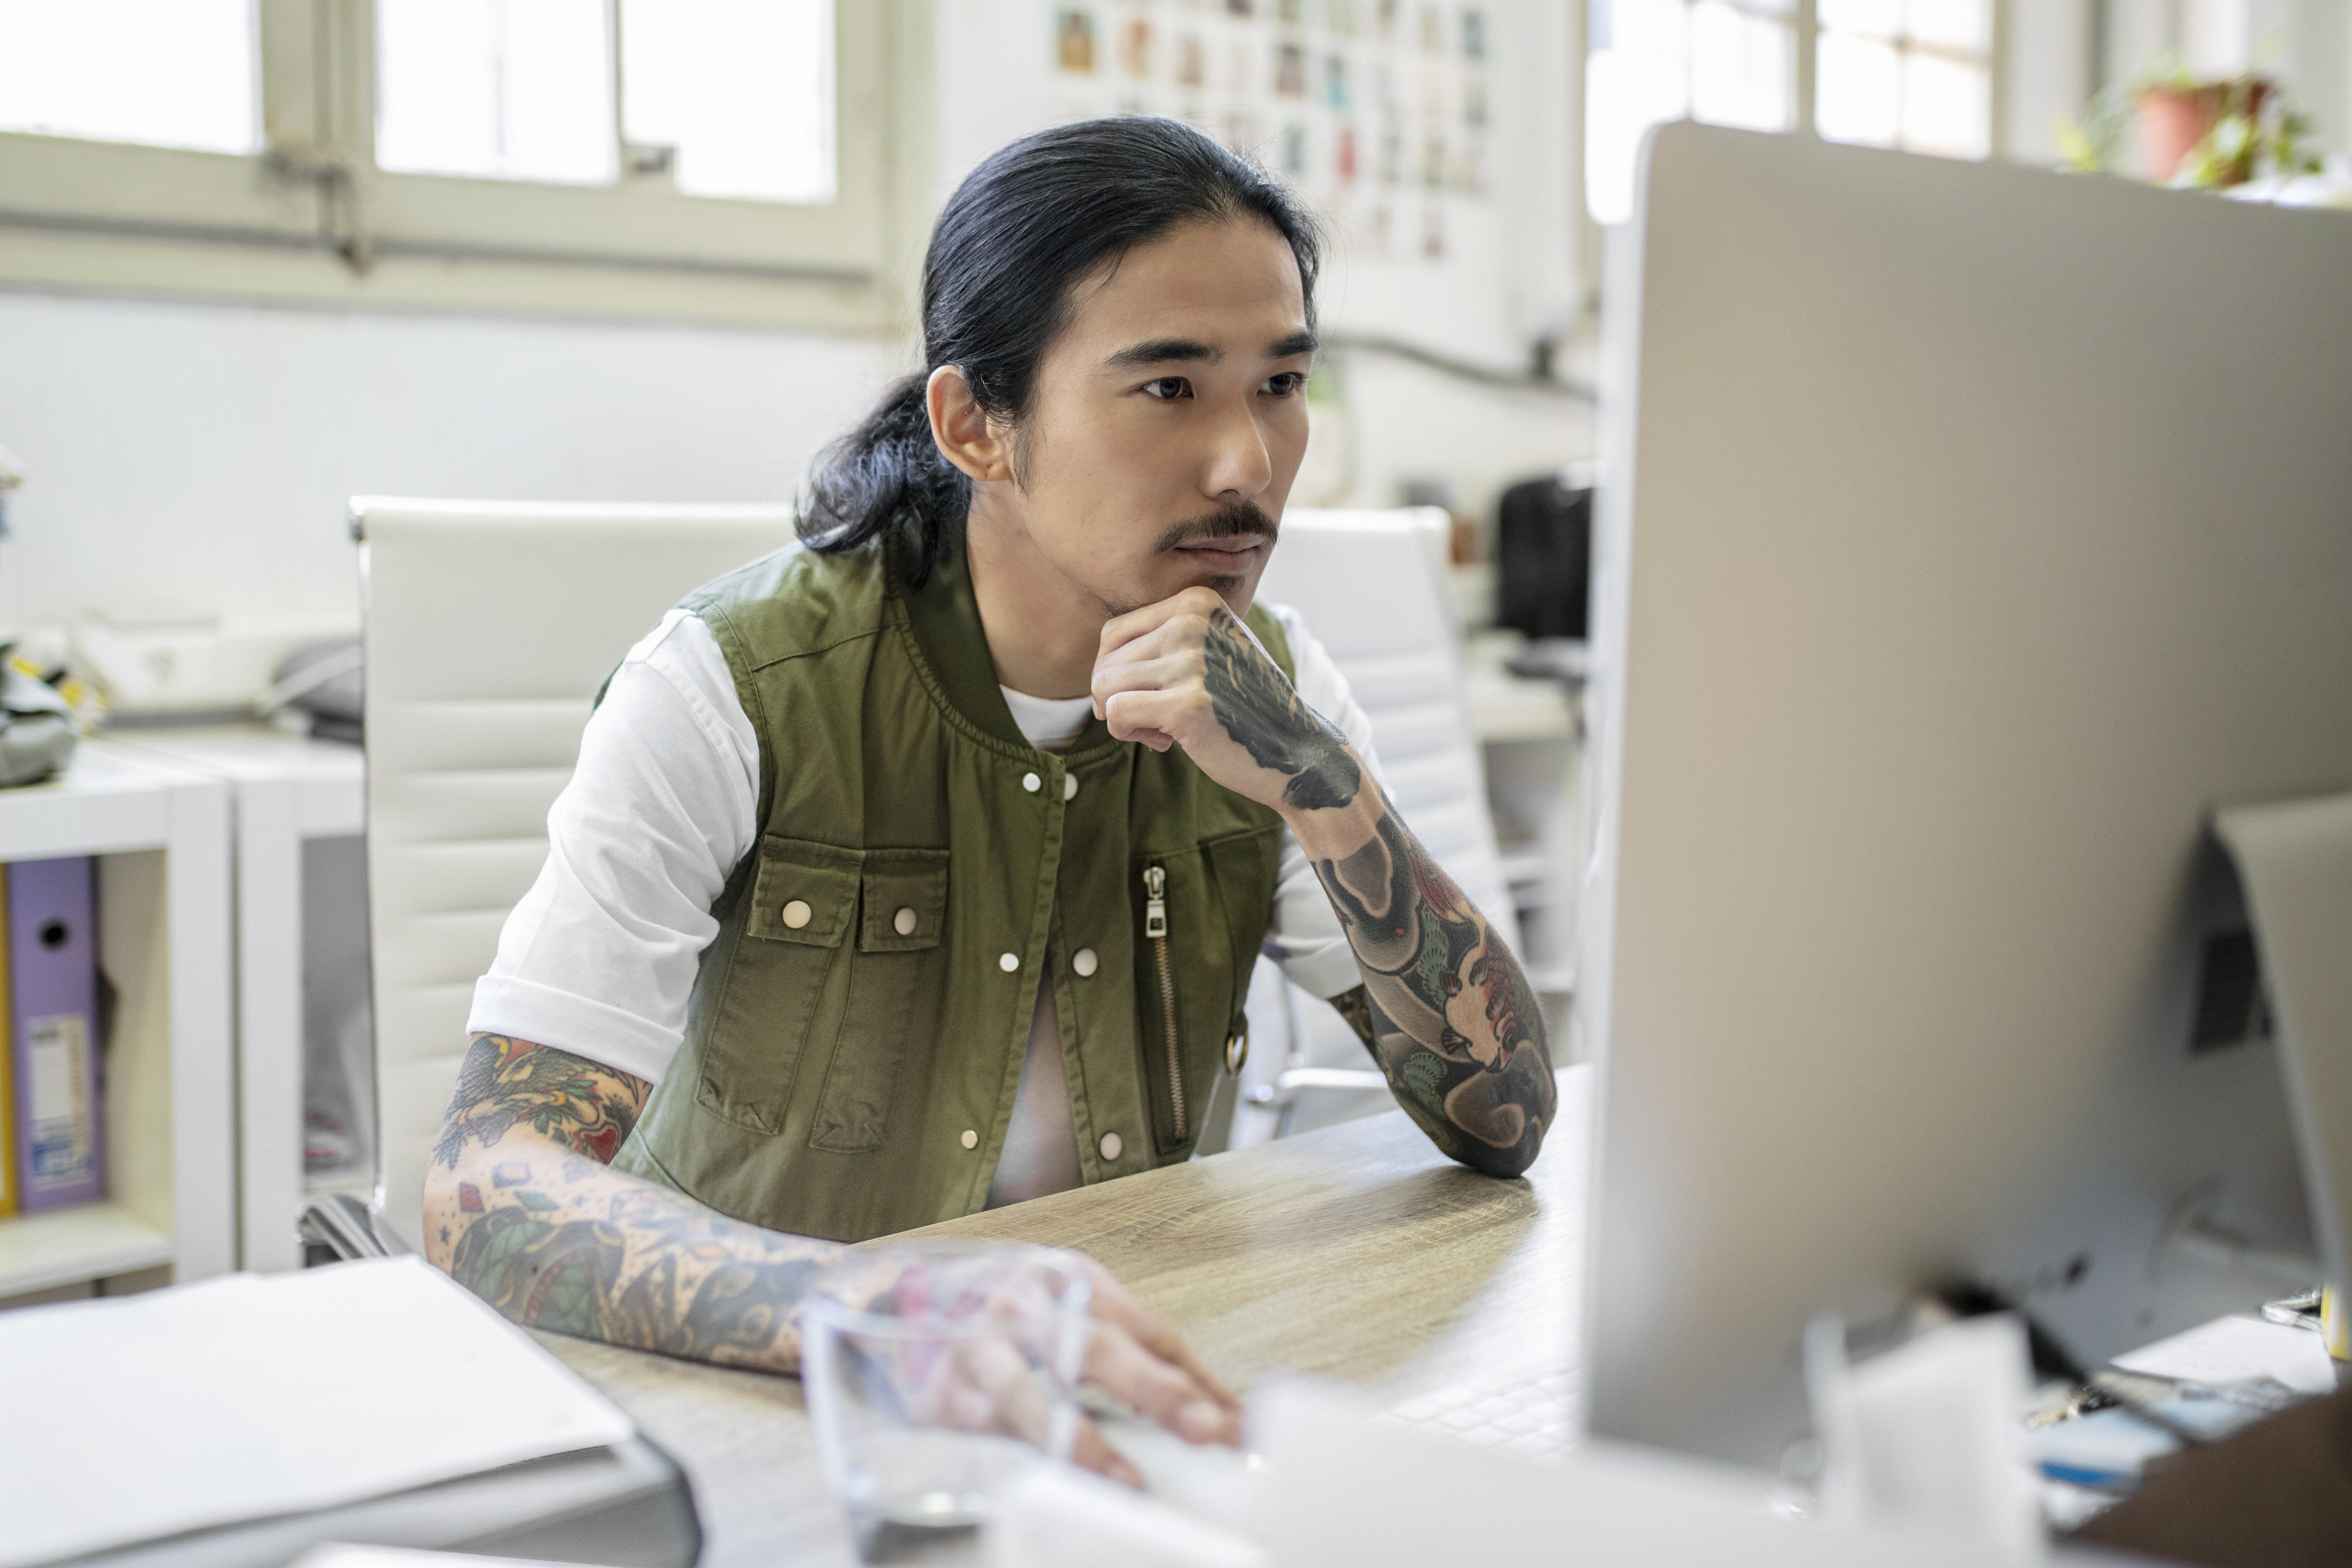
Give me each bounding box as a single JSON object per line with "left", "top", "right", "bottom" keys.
{"left": 0, "top": 291, "right": 898, "bottom": 631}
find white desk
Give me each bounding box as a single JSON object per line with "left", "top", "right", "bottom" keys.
{"left": 115, "top": 724, "right": 366, "bottom": 1272}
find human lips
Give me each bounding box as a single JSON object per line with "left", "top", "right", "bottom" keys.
{"left": 1173, "top": 536, "right": 1267, "bottom": 556}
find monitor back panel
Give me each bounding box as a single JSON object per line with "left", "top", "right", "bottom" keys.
{"left": 1582, "top": 123, "right": 2352, "bottom": 1467}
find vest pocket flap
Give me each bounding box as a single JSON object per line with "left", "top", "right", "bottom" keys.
{"left": 750, "top": 835, "right": 863, "bottom": 947}
{"left": 858, "top": 850, "right": 951, "bottom": 952}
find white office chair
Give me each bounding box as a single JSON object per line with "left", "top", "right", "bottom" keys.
{"left": 1221, "top": 507, "right": 1516, "bottom": 1149}
{"left": 316, "top": 499, "right": 796, "bottom": 1257}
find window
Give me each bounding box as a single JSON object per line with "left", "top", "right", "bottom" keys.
{"left": 0, "top": 0, "right": 883, "bottom": 327}
{"left": 1585, "top": 0, "right": 1994, "bottom": 223}
{"left": 0, "top": 0, "right": 259, "bottom": 155}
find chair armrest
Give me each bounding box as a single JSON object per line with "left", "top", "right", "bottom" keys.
{"left": 299, "top": 1191, "right": 416, "bottom": 1261}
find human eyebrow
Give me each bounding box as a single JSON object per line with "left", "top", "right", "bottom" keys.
{"left": 1268, "top": 329, "right": 1319, "bottom": 360}
{"left": 1105, "top": 336, "right": 1221, "bottom": 369}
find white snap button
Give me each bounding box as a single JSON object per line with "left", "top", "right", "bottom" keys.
{"left": 1063, "top": 773, "right": 1078, "bottom": 801}
{"left": 960, "top": 1129, "right": 979, "bottom": 1150}
{"left": 781, "top": 899, "right": 811, "bottom": 929}
{"left": 999, "top": 951, "right": 1020, "bottom": 972}
{"left": 1022, "top": 771, "right": 1041, "bottom": 793}
{"left": 1072, "top": 948, "right": 1099, "bottom": 978}
{"left": 894, "top": 906, "right": 918, "bottom": 936}
{"left": 1100, "top": 1132, "right": 1123, "bottom": 1161}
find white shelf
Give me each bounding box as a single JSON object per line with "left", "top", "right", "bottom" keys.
{"left": 0, "top": 1203, "right": 175, "bottom": 1297}
{"left": 0, "top": 740, "right": 236, "bottom": 1290}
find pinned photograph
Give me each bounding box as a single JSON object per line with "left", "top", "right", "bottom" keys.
{"left": 1276, "top": 41, "right": 1307, "bottom": 96}
{"left": 1120, "top": 16, "right": 1152, "bottom": 78}
{"left": 1336, "top": 122, "right": 1359, "bottom": 181}
{"left": 1420, "top": 3, "right": 1442, "bottom": 53}
{"left": 1326, "top": 52, "right": 1351, "bottom": 109}
{"left": 1464, "top": 75, "right": 1487, "bottom": 128}
{"left": 1421, "top": 201, "right": 1445, "bottom": 259}
{"left": 1055, "top": 8, "right": 1097, "bottom": 72}
{"left": 1227, "top": 0, "right": 1254, "bottom": 15}
{"left": 1464, "top": 7, "right": 1487, "bottom": 59}
{"left": 1282, "top": 122, "right": 1308, "bottom": 176}
{"left": 1177, "top": 31, "right": 1206, "bottom": 86}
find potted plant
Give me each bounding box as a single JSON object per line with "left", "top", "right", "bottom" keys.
{"left": 2058, "top": 60, "right": 2320, "bottom": 189}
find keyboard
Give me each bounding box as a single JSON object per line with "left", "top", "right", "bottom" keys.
{"left": 1375, "top": 1366, "right": 1576, "bottom": 1460}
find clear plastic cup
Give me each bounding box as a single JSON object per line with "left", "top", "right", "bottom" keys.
{"left": 801, "top": 1242, "right": 1093, "bottom": 1556}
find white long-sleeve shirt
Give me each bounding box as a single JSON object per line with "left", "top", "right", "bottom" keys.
{"left": 467, "top": 601, "right": 1379, "bottom": 1205}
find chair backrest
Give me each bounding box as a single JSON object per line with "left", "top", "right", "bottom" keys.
{"left": 355, "top": 498, "right": 795, "bottom": 1251}
{"left": 1255, "top": 507, "right": 1516, "bottom": 943}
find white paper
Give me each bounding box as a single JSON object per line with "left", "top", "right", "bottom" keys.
{"left": 2110, "top": 1313, "right": 2340, "bottom": 1398}
{"left": 0, "top": 1256, "right": 636, "bottom": 1567}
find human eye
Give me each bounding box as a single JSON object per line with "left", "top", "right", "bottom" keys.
{"left": 1140, "top": 376, "right": 1192, "bottom": 401}
{"left": 1261, "top": 371, "right": 1308, "bottom": 397}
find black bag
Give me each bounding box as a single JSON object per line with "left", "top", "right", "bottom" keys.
{"left": 1495, "top": 473, "right": 1592, "bottom": 643}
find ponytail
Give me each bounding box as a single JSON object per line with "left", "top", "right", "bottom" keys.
{"left": 797, "top": 373, "right": 971, "bottom": 587}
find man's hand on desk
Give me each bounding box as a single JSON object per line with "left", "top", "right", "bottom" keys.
{"left": 1094, "top": 590, "right": 1558, "bottom": 1178}
{"left": 422, "top": 1033, "right": 1238, "bottom": 1481}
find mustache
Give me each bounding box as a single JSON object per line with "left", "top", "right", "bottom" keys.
{"left": 1150, "top": 502, "right": 1279, "bottom": 556}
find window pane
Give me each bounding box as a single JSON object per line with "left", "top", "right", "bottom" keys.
{"left": 1585, "top": 0, "right": 1690, "bottom": 225}
{"left": 1816, "top": 31, "right": 1899, "bottom": 148}
{"left": 1904, "top": 0, "right": 1987, "bottom": 54}
{"left": 1689, "top": 1, "right": 1791, "bottom": 133}
{"left": 0, "top": 0, "right": 256, "bottom": 153}
{"left": 620, "top": 0, "right": 834, "bottom": 203}
{"left": 1817, "top": 0, "right": 1899, "bottom": 39}
{"left": 376, "top": 0, "right": 616, "bottom": 185}
{"left": 1901, "top": 50, "right": 1986, "bottom": 158}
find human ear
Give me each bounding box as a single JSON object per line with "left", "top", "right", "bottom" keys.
{"left": 926, "top": 365, "right": 1015, "bottom": 484}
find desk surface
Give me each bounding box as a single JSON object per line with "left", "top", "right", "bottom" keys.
{"left": 537, "top": 1071, "right": 1588, "bottom": 1567}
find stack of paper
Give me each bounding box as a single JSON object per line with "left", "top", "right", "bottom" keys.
{"left": 0, "top": 1257, "right": 636, "bottom": 1567}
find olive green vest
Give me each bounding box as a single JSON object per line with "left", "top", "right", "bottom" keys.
{"left": 613, "top": 538, "right": 1297, "bottom": 1242}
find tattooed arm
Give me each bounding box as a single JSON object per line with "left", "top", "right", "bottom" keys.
{"left": 1094, "top": 588, "right": 1556, "bottom": 1176}
{"left": 424, "top": 1033, "right": 1245, "bottom": 1463}
{"left": 421, "top": 1033, "right": 841, "bottom": 1372}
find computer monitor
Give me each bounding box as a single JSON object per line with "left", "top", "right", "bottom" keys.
{"left": 1579, "top": 123, "right": 2352, "bottom": 1471}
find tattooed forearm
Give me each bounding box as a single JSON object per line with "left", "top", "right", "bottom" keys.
{"left": 1202, "top": 606, "right": 1362, "bottom": 811}
{"left": 446, "top": 1165, "right": 834, "bottom": 1366}
{"left": 1329, "top": 985, "right": 1379, "bottom": 1057}
{"left": 425, "top": 1033, "right": 840, "bottom": 1373}
{"left": 1310, "top": 801, "right": 1556, "bottom": 1177}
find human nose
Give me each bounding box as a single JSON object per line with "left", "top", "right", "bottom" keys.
{"left": 1201, "top": 393, "right": 1274, "bottom": 506}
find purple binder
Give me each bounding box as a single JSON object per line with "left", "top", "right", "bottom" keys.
{"left": 11, "top": 857, "right": 102, "bottom": 1212}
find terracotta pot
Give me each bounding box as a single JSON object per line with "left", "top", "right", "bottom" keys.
{"left": 2133, "top": 79, "right": 2270, "bottom": 186}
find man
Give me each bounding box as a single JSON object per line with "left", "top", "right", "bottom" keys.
{"left": 425, "top": 118, "right": 1556, "bottom": 1478}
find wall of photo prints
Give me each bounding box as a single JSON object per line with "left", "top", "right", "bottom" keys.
{"left": 936, "top": 0, "right": 1578, "bottom": 372}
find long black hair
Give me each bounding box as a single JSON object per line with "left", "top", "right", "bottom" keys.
{"left": 799, "top": 117, "right": 1322, "bottom": 584}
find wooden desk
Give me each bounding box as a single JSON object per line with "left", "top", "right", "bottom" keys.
{"left": 537, "top": 1069, "right": 1588, "bottom": 1568}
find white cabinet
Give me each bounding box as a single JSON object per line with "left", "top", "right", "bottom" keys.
{"left": 116, "top": 726, "right": 366, "bottom": 1273}
{"left": 0, "top": 742, "right": 232, "bottom": 1298}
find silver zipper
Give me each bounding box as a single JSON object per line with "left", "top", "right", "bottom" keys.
{"left": 1142, "top": 864, "right": 1185, "bottom": 1141}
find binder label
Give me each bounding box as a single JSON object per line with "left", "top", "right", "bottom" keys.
{"left": 26, "top": 1012, "right": 94, "bottom": 1185}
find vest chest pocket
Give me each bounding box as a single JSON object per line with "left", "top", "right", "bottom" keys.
{"left": 698, "top": 835, "right": 864, "bottom": 1134}
{"left": 808, "top": 849, "right": 951, "bottom": 1154}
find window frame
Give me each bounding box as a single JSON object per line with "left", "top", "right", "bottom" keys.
{"left": 0, "top": 0, "right": 907, "bottom": 329}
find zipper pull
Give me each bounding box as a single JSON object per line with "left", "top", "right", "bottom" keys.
{"left": 1143, "top": 864, "right": 1168, "bottom": 940}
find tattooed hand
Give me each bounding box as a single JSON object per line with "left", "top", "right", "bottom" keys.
{"left": 1093, "top": 587, "right": 1362, "bottom": 814}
